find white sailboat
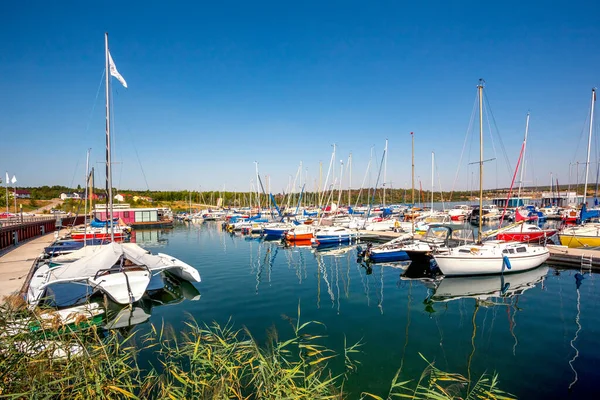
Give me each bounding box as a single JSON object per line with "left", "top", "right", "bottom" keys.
{"left": 433, "top": 80, "right": 549, "bottom": 276}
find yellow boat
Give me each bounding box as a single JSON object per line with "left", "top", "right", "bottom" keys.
{"left": 559, "top": 223, "right": 600, "bottom": 248}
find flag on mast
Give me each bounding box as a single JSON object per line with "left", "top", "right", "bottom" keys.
{"left": 108, "top": 52, "right": 128, "bottom": 88}
{"left": 5, "top": 172, "right": 8, "bottom": 184}
{"left": 11, "top": 175, "right": 16, "bottom": 185}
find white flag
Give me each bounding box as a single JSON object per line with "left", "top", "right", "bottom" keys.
{"left": 109, "top": 51, "right": 128, "bottom": 88}
{"left": 5, "top": 172, "right": 8, "bottom": 184}
{"left": 11, "top": 175, "right": 16, "bottom": 185}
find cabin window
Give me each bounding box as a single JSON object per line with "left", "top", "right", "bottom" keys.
{"left": 459, "top": 249, "right": 471, "bottom": 253}
{"left": 502, "top": 249, "right": 509, "bottom": 254}
{"left": 516, "top": 247, "right": 527, "bottom": 253}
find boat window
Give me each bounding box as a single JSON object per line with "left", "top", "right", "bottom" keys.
{"left": 508, "top": 249, "right": 515, "bottom": 254}
{"left": 502, "top": 249, "right": 509, "bottom": 254}
{"left": 459, "top": 249, "right": 471, "bottom": 253}
{"left": 516, "top": 247, "right": 527, "bottom": 253}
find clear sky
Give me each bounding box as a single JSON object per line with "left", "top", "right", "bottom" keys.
{"left": 1, "top": 1, "right": 599, "bottom": 194}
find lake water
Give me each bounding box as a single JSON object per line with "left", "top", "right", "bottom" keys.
{"left": 130, "top": 222, "right": 599, "bottom": 399}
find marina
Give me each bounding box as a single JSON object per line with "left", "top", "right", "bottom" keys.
{"left": 2, "top": 221, "right": 598, "bottom": 398}
{"left": 1, "top": 217, "right": 599, "bottom": 398}
{"left": 3, "top": 2, "right": 600, "bottom": 398}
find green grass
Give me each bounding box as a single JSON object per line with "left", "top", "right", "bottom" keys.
{"left": 0, "top": 299, "right": 515, "bottom": 399}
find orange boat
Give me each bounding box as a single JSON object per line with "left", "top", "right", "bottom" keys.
{"left": 285, "top": 231, "right": 314, "bottom": 241}
{"left": 285, "top": 226, "right": 315, "bottom": 241}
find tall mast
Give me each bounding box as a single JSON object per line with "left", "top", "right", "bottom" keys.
{"left": 431, "top": 151, "right": 434, "bottom": 212}
{"left": 383, "top": 139, "right": 388, "bottom": 206}
{"left": 517, "top": 112, "right": 530, "bottom": 201}
{"left": 84, "top": 148, "right": 90, "bottom": 245}
{"left": 583, "top": 88, "right": 596, "bottom": 207}
{"left": 478, "top": 80, "right": 484, "bottom": 243}
{"left": 411, "top": 132, "right": 415, "bottom": 236}
{"left": 254, "top": 161, "right": 260, "bottom": 210}
{"left": 336, "top": 160, "right": 344, "bottom": 215}
{"left": 105, "top": 32, "right": 114, "bottom": 241}
{"left": 411, "top": 132, "right": 414, "bottom": 205}
{"left": 348, "top": 152, "right": 352, "bottom": 206}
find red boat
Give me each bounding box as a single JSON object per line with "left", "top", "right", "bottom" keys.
{"left": 561, "top": 209, "right": 579, "bottom": 225}
{"left": 70, "top": 227, "right": 129, "bottom": 241}
{"left": 496, "top": 223, "right": 557, "bottom": 243}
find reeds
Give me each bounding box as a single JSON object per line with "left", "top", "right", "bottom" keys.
{"left": 0, "top": 299, "right": 515, "bottom": 399}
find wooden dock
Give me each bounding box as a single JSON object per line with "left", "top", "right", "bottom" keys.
{"left": 547, "top": 245, "right": 600, "bottom": 270}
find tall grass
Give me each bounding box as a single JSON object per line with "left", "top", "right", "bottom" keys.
{"left": 0, "top": 298, "right": 515, "bottom": 399}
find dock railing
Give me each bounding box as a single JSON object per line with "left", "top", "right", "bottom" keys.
{"left": 0, "top": 215, "right": 87, "bottom": 253}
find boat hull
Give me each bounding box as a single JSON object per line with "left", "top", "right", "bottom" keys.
{"left": 312, "top": 235, "right": 356, "bottom": 245}
{"left": 434, "top": 250, "right": 549, "bottom": 276}
{"left": 367, "top": 249, "right": 410, "bottom": 263}
{"left": 89, "top": 269, "right": 151, "bottom": 304}
{"left": 285, "top": 232, "right": 314, "bottom": 241}
{"left": 70, "top": 232, "right": 126, "bottom": 241}
{"left": 558, "top": 234, "right": 600, "bottom": 248}
{"left": 497, "top": 230, "right": 556, "bottom": 243}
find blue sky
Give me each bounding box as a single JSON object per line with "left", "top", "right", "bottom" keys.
{"left": 1, "top": 1, "right": 599, "bottom": 193}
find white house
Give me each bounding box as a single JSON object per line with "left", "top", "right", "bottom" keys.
{"left": 60, "top": 192, "right": 81, "bottom": 200}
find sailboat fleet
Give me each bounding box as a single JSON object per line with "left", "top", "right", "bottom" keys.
{"left": 214, "top": 80, "right": 600, "bottom": 278}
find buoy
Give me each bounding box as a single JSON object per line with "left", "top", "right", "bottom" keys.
{"left": 502, "top": 255, "right": 512, "bottom": 270}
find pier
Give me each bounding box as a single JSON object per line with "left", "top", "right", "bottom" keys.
{"left": 0, "top": 232, "right": 57, "bottom": 298}
{"left": 547, "top": 244, "right": 600, "bottom": 271}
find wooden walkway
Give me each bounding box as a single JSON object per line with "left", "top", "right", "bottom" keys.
{"left": 0, "top": 232, "right": 59, "bottom": 299}
{"left": 547, "top": 245, "right": 600, "bottom": 270}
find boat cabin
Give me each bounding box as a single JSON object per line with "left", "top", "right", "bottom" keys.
{"left": 94, "top": 204, "right": 173, "bottom": 228}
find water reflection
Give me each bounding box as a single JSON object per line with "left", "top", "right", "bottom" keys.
{"left": 426, "top": 266, "right": 549, "bottom": 303}
{"left": 569, "top": 272, "right": 585, "bottom": 391}
{"left": 130, "top": 229, "right": 169, "bottom": 246}
{"left": 104, "top": 273, "right": 201, "bottom": 331}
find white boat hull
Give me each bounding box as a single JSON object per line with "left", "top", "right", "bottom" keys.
{"left": 89, "top": 269, "right": 151, "bottom": 304}
{"left": 434, "top": 243, "right": 549, "bottom": 276}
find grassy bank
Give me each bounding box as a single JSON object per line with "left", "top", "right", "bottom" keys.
{"left": 0, "top": 300, "right": 514, "bottom": 399}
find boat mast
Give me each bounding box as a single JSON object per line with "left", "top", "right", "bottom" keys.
{"left": 517, "top": 112, "right": 530, "bottom": 202}
{"left": 348, "top": 152, "right": 352, "bottom": 206}
{"left": 411, "top": 132, "right": 415, "bottom": 235}
{"left": 583, "top": 88, "right": 596, "bottom": 207}
{"left": 383, "top": 139, "right": 388, "bottom": 207}
{"left": 336, "top": 160, "right": 344, "bottom": 215}
{"left": 478, "top": 80, "right": 484, "bottom": 244}
{"left": 254, "top": 161, "right": 260, "bottom": 211}
{"left": 84, "top": 148, "right": 90, "bottom": 245}
{"left": 431, "top": 151, "right": 434, "bottom": 213}
{"left": 411, "top": 132, "right": 415, "bottom": 205}
{"left": 105, "top": 32, "right": 115, "bottom": 241}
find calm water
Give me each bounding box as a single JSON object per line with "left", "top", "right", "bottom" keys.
{"left": 130, "top": 222, "right": 599, "bottom": 399}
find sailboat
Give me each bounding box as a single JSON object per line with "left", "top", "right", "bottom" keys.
{"left": 433, "top": 81, "right": 549, "bottom": 276}
{"left": 559, "top": 88, "right": 600, "bottom": 247}
{"left": 26, "top": 33, "right": 200, "bottom": 307}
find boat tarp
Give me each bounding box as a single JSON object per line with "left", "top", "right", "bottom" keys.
{"left": 47, "top": 243, "right": 173, "bottom": 282}
{"left": 90, "top": 218, "right": 120, "bottom": 228}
